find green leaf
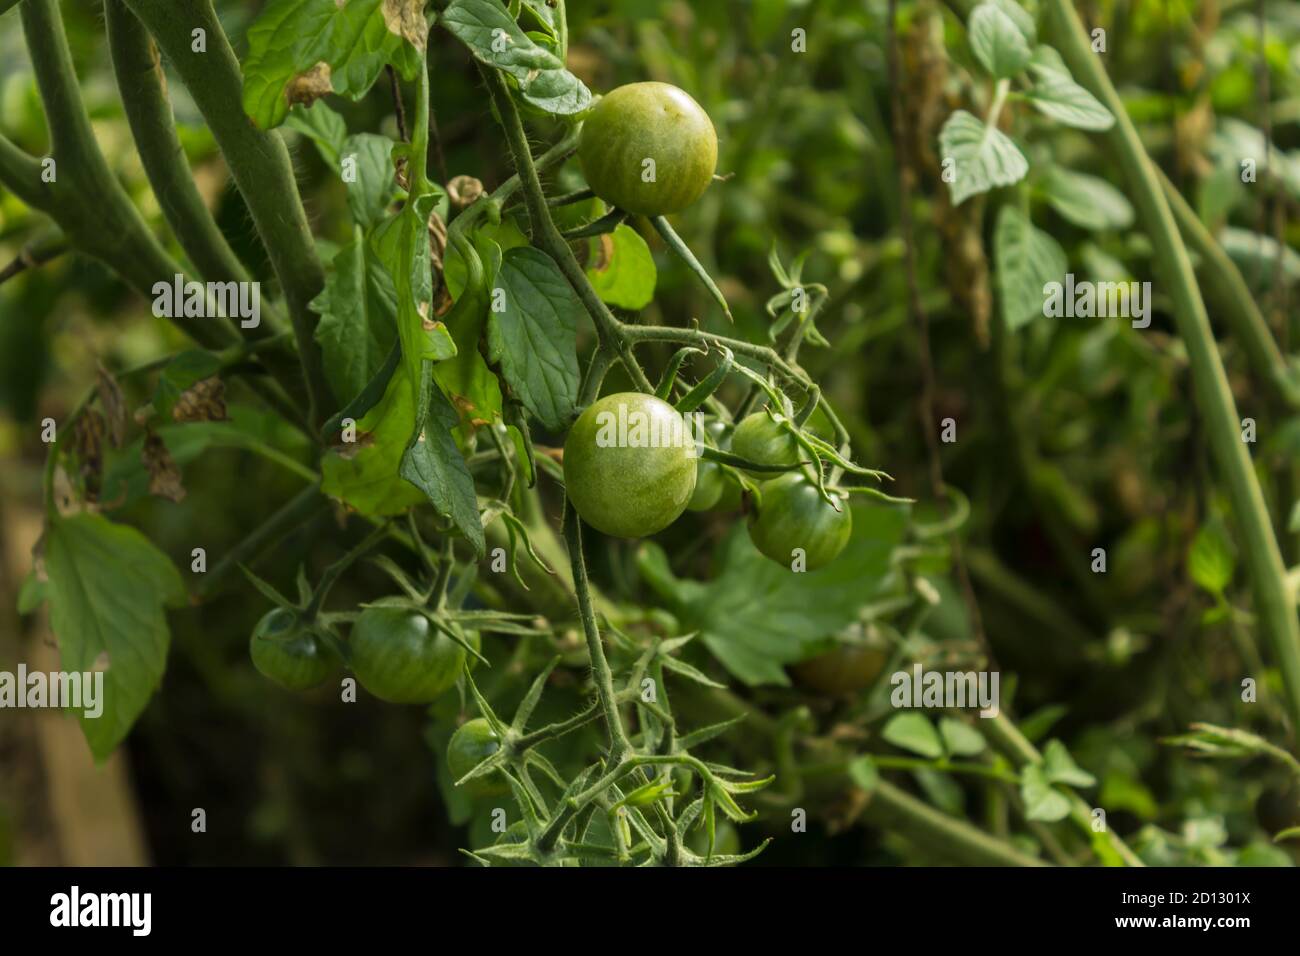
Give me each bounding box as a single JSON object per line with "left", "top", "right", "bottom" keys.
{"left": 341, "top": 133, "right": 400, "bottom": 229}
{"left": 284, "top": 101, "right": 347, "bottom": 164}
{"left": 939, "top": 718, "right": 987, "bottom": 757}
{"left": 1188, "top": 519, "right": 1235, "bottom": 596}
{"left": 1289, "top": 500, "right": 1300, "bottom": 535}
{"left": 400, "top": 374, "right": 486, "bottom": 556}
{"left": 152, "top": 350, "right": 223, "bottom": 420}
{"left": 1042, "top": 739, "right": 1096, "bottom": 787}
{"left": 433, "top": 235, "right": 504, "bottom": 438}
{"left": 370, "top": 196, "right": 457, "bottom": 420}
{"left": 938, "top": 109, "right": 1029, "bottom": 206}
{"left": 847, "top": 756, "right": 880, "bottom": 793}
{"left": 586, "top": 224, "right": 657, "bottom": 310}
{"left": 968, "top": 4, "right": 1032, "bottom": 79}
{"left": 637, "top": 501, "right": 909, "bottom": 686}
{"left": 1040, "top": 165, "right": 1135, "bottom": 231}
{"left": 1219, "top": 228, "right": 1300, "bottom": 288}
{"left": 882, "top": 713, "right": 945, "bottom": 759}
{"left": 488, "top": 246, "right": 581, "bottom": 432}
{"left": 312, "top": 233, "right": 399, "bottom": 404}
{"left": 241, "top": 0, "right": 425, "bottom": 130}
{"left": 986, "top": 0, "right": 1036, "bottom": 44}
{"left": 441, "top": 0, "right": 592, "bottom": 116}
{"left": 995, "top": 205, "right": 1067, "bottom": 330}
{"left": 321, "top": 366, "right": 428, "bottom": 515}
{"left": 43, "top": 513, "right": 185, "bottom": 760}
{"left": 1025, "top": 63, "right": 1114, "bottom": 131}
{"left": 1020, "top": 764, "right": 1071, "bottom": 821}
{"left": 17, "top": 569, "right": 47, "bottom": 615}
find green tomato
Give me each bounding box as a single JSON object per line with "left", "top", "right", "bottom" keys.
{"left": 578, "top": 82, "right": 717, "bottom": 217}
{"left": 730, "top": 412, "right": 801, "bottom": 476}
{"left": 688, "top": 419, "right": 732, "bottom": 512}
{"left": 687, "top": 460, "right": 726, "bottom": 511}
{"left": 748, "top": 472, "right": 852, "bottom": 571}
{"left": 563, "top": 391, "right": 697, "bottom": 538}
{"left": 349, "top": 606, "right": 469, "bottom": 704}
{"left": 447, "top": 718, "right": 509, "bottom": 797}
{"left": 792, "top": 643, "right": 888, "bottom": 696}
{"left": 249, "top": 608, "right": 334, "bottom": 690}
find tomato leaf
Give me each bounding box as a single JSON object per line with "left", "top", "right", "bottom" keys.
{"left": 488, "top": 246, "right": 581, "bottom": 432}
{"left": 43, "top": 512, "right": 186, "bottom": 760}
{"left": 340, "top": 133, "right": 401, "bottom": 229}
{"left": 312, "top": 232, "right": 399, "bottom": 405}
{"left": 321, "top": 367, "right": 428, "bottom": 515}
{"left": 441, "top": 0, "right": 592, "bottom": 116}
{"left": 400, "top": 372, "right": 486, "bottom": 556}
{"left": 937, "top": 109, "right": 1028, "bottom": 206}
{"left": 586, "top": 223, "right": 657, "bottom": 310}
{"left": 637, "top": 501, "right": 909, "bottom": 686}
{"left": 241, "top": 0, "right": 426, "bottom": 130}
{"left": 370, "top": 196, "right": 457, "bottom": 420}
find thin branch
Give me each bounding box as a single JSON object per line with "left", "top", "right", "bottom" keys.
{"left": 0, "top": 233, "right": 66, "bottom": 286}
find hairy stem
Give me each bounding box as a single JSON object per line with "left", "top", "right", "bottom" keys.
{"left": 563, "top": 513, "right": 631, "bottom": 759}
{"left": 122, "top": 0, "right": 332, "bottom": 427}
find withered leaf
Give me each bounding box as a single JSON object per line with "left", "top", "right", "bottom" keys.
{"left": 142, "top": 428, "right": 186, "bottom": 503}
{"left": 172, "top": 377, "right": 227, "bottom": 423}
{"left": 286, "top": 62, "right": 332, "bottom": 109}
{"left": 96, "top": 363, "right": 127, "bottom": 448}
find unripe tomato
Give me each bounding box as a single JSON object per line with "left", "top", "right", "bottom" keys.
{"left": 748, "top": 472, "right": 852, "bottom": 570}
{"left": 447, "top": 717, "right": 509, "bottom": 797}
{"left": 249, "top": 607, "right": 334, "bottom": 690}
{"left": 687, "top": 460, "right": 726, "bottom": 511}
{"left": 792, "top": 643, "right": 888, "bottom": 696}
{"left": 730, "top": 412, "right": 801, "bottom": 476}
{"left": 578, "top": 82, "right": 717, "bottom": 217}
{"left": 349, "top": 606, "right": 468, "bottom": 704}
{"left": 563, "top": 391, "right": 697, "bottom": 538}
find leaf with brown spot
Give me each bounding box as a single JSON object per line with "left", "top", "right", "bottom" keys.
{"left": 171, "top": 377, "right": 228, "bottom": 423}
{"left": 142, "top": 428, "right": 186, "bottom": 503}
{"left": 382, "top": 0, "right": 427, "bottom": 51}
{"left": 286, "top": 62, "right": 333, "bottom": 108}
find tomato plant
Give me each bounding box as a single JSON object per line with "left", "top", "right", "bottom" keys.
{"left": 4, "top": 0, "right": 1299, "bottom": 875}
